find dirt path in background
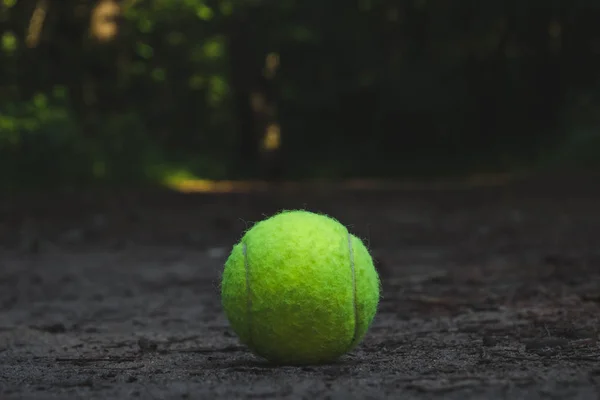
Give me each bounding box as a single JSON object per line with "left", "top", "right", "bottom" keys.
{"left": 1, "top": 176, "right": 599, "bottom": 399}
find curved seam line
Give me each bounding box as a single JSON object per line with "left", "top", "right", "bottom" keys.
{"left": 348, "top": 232, "right": 358, "bottom": 347}
{"left": 243, "top": 242, "right": 253, "bottom": 348}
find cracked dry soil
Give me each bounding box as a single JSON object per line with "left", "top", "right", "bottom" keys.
{"left": 1, "top": 177, "right": 600, "bottom": 399}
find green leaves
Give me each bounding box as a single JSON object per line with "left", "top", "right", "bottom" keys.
{"left": 1, "top": 31, "right": 17, "bottom": 53}
{"left": 0, "top": 88, "right": 73, "bottom": 151}
{"left": 136, "top": 42, "right": 154, "bottom": 59}
{"left": 202, "top": 36, "right": 225, "bottom": 59}
{"left": 195, "top": 4, "right": 214, "bottom": 21}
{"left": 207, "top": 75, "right": 228, "bottom": 106}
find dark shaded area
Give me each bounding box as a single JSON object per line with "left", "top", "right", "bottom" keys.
{"left": 1, "top": 1, "right": 600, "bottom": 187}
{"left": 1, "top": 176, "right": 599, "bottom": 399}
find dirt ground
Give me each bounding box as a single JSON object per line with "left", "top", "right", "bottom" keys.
{"left": 1, "top": 174, "right": 599, "bottom": 399}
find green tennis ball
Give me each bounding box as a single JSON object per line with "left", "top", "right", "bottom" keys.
{"left": 221, "top": 210, "right": 380, "bottom": 365}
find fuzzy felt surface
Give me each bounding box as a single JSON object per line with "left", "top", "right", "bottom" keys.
{"left": 221, "top": 210, "right": 380, "bottom": 365}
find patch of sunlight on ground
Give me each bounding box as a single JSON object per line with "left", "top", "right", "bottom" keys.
{"left": 161, "top": 168, "right": 270, "bottom": 193}
{"left": 161, "top": 169, "right": 522, "bottom": 194}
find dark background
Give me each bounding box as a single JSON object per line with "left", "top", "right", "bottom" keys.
{"left": 2, "top": 0, "right": 600, "bottom": 188}
{"left": 1, "top": 1, "right": 600, "bottom": 399}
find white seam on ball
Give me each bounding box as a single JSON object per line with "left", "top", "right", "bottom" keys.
{"left": 243, "top": 242, "right": 253, "bottom": 347}
{"left": 348, "top": 232, "right": 358, "bottom": 346}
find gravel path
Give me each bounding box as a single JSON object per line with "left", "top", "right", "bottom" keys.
{"left": 1, "top": 176, "right": 599, "bottom": 399}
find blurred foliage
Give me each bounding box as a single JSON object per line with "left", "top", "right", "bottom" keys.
{"left": 1, "top": 0, "right": 600, "bottom": 188}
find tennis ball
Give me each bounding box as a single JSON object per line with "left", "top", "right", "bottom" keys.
{"left": 221, "top": 210, "right": 380, "bottom": 365}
